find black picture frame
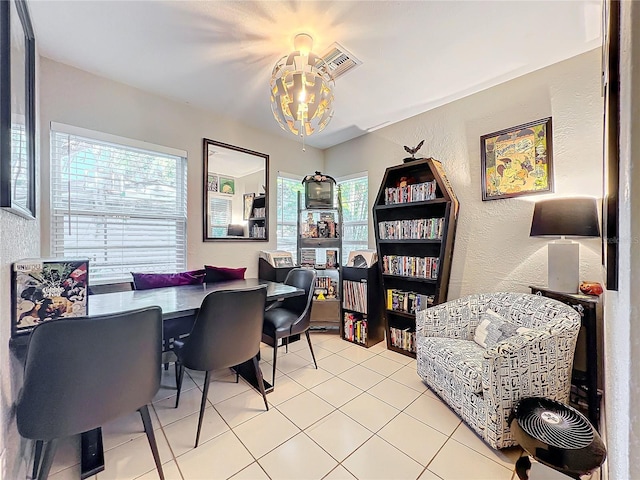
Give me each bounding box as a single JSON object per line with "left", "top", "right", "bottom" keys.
{"left": 480, "top": 117, "right": 554, "bottom": 201}
{"left": 0, "top": 0, "right": 36, "bottom": 219}
{"left": 602, "top": 0, "right": 620, "bottom": 291}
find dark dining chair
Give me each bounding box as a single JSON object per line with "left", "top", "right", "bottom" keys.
{"left": 173, "top": 285, "right": 269, "bottom": 447}
{"left": 16, "top": 307, "right": 165, "bottom": 480}
{"left": 262, "top": 268, "right": 317, "bottom": 386}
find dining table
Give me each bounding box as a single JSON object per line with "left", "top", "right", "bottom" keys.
{"left": 10, "top": 278, "right": 304, "bottom": 479}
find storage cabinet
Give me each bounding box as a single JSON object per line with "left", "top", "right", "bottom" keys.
{"left": 341, "top": 265, "right": 384, "bottom": 348}
{"left": 373, "top": 158, "right": 459, "bottom": 358}
{"left": 297, "top": 191, "right": 343, "bottom": 331}
{"left": 529, "top": 286, "right": 602, "bottom": 429}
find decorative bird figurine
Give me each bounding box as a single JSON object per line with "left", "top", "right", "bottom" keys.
{"left": 403, "top": 140, "right": 425, "bottom": 163}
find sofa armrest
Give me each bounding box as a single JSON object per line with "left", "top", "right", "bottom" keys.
{"left": 482, "top": 320, "right": 579, "bottom": 405}
{"left": 416, "top": 294, "right": 490, "bottom": 340}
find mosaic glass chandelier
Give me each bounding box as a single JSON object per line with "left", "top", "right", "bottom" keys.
{"left": 270, "top": 34, "right": 335, "bottom": 148}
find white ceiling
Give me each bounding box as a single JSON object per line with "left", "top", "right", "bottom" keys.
{"left": 28, "top": 0, "right": 602, "bottom": 150}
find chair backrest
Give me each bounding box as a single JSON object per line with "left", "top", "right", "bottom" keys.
{"left": 279, "top": 268, "right": 316, "bottom": 330}
{"left": 17, "top": 307, "right": 162, "bottom": 440}
{"left": 179, "top": 285, "right": 267, "bottom": 371}
{"left": 484, "top": 292, "right": 581, "bottom": 330}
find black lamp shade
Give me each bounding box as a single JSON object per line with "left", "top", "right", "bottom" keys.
{"left": 530, "top": 198, "right": 601, "bottom": 237}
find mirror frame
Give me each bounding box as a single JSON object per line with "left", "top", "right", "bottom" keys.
{"left": 202, "top": 138, "right": 269, "bottom": 242}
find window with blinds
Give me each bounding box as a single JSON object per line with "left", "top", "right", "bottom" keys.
{"left": 208, "top": 196, "right": 232, "bottom": 237}
{"left": 276, "top": 173, "right": 368, "bottom": 265}
{"left": 50, "top": 127, "right": 187, "bottom": 284}
{"left": 276, "top": 175, "right": 304, "bottom": 263}
{"left": 11, "top": 123, "right": 30, "bottom": 208}
{"left": 337, "top": 174, "right": 369, "bottom": 264}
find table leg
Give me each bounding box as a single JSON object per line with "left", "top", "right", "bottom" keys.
{"left": 233, "top": 359, "right": 273, "bottom": 394}
{"left": 80, "top": 428, "right": 104, "bottom": 479}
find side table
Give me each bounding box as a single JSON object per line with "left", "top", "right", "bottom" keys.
{"left": 529, "top": 286, "right": 602, "bottom": 429}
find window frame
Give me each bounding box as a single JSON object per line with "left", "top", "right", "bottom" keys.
{"left": 49, "top": 123, "right": 188, "bottom": 285}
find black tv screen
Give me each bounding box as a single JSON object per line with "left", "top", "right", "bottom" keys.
{"left": 305, "top": 181, "right": 333, "bottom": 208}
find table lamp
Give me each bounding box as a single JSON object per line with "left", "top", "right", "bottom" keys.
{"left": 530, "top": 197, "right": 600, "bottom": 293}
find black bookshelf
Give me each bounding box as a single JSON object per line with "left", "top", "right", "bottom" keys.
{"left": 249, "top": 195, "right": 266, "bottom": 239}
{"left": 340, "top": 265, "right": 384, "bottom": 348}
{"left": 258, "top": 257, "right": 295, "bottom": 283}
{"left": 297, "top": 191, "right": 343, "bottom": 332}
{"left": 373, "top": 158, "right": 459, "bottom": 358}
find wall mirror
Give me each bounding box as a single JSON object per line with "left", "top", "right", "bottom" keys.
{"left": 203, "top": 138, "right": 268, "bottom": 241}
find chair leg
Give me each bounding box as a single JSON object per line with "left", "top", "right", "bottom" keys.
{"left": 32, "top": 439, "right": 43, "bottom": 480}
{"left": 236, "top": 370, "right": 240, "bottom": 383}
{"left": 139, "top": 405, "right": 165, "bottom": 480}
{"left": 195, "top": 371, "right": 211, "bottom": 448}
{"left": 175, "top": 362, "right": 185, "bottom": 408}
{"left": 285, "top": 337, "right": 288, "bottom": 353}
{"left": 252, "top": 355, "right": 269, "bottom": 411}
{"left": 305, "top": 330, "right": 318, "bottom": 369}
{"left": 164, "top": 362, "right": 169, "bottom": 371}
{"left": 36, "top": 439, "right": 58, "bottom": 480}
{"left": 272, "top": 340, "right": 278, "bottom": 387}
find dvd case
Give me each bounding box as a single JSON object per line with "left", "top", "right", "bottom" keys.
{"left": 12, "top": 258, "right": 89, "bottom": 337}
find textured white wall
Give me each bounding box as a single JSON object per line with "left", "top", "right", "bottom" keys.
{"left": 0, "top": 55, "right": 41, "bottom": 479}
{"left": 605, "top": 2, "right": 640, "bottom": 479}
{"left": 38, "top": 57, "right": 324, "bottom": 277}
{"left": 326, "top": 49, "right": 604, "bottom": 298}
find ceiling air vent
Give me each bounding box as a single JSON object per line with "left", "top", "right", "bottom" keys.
{"left": 321, "top": 42, "right": 362, "bottom": 79}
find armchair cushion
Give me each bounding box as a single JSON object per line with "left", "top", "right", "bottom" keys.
{"left": 473, "top": 309, "right": 532, "bottom": 349}
{"left": 421, "top": 337, "right": 484, "bottom": 394}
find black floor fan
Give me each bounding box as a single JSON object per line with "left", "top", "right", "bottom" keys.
{"left": 510, "top": 397, "right": 606, "bottom": 479}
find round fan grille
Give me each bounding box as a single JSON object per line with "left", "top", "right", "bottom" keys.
{"left": 518, "top": 400, "right": 593, "bottom": 450}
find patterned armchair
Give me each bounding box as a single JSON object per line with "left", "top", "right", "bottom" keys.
{"left": 416, "top": 292, "right": 581, "bottom": 449}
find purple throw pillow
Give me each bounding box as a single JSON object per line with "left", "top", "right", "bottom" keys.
{"left": 131, "top": 270, "right": 206, "bottom": 290}
{"left": 204, "top": 265, "right": 246, "bottom": 283}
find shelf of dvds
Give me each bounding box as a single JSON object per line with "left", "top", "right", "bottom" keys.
{"left": 297, "top": 191, "right": 343, "bottom": 331}
{"left": 341, "top": 265, "right": 384, "bottom": 348}
{"left": 248, "top": 195, "right": 267, "bottom": 239}
{"left": 373, "top": 157, "right": 459, "bottom": 358}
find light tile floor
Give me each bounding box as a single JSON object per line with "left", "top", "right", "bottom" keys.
{"left": 45, "top": 333, "right": 535, "bottom": 480}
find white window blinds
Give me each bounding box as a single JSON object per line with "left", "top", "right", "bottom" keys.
{"left": 208, "top": 196, "right": 232, "bottom": 237}
{"left": 337, "top": 174, "right": 369, "bottom": 264}
{"left": 276, "top": 174, "right": 304, "bottom": 263}
{"left": 50, "top": 126, "right": 187, "bottom": 284}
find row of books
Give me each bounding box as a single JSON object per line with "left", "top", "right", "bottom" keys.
{"left": 300, "top": 249, "right": 339, "bottom": 268}
{"left": 314, "top": 276, "right": 338, "bottom": 299}
{"left": 300, "top": 249, "right": 316, "bottom": 266}
{"left": 389, "top": 327, "right": 416, "bottom": 353}
{"left": 301, "top": 212, "right": 339, "bottom": 239}
{"left": 378, "top": 218, "right": 444, "bottom": 240}
{"left": 343, "top": 280, "right": 367, "bottom": 314}
{"left": 250, "top": 225, "right": 265, "bottom": 238}
{"left": 384, "top": 179, "right": 437, "bottom": 205}
{"left": 344, "top": 313, "right": 368, "bottom": 344}
{"left": 252, "top": 207, "right": 266, "bottom": 218}
{"left": 382, "top": 255, "right": 440, "bottom": 279}
{"left": 386, "top": 289, "right": 434, "bottom": 314}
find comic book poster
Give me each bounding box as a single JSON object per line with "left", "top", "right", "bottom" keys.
{"left": 12, "top": 259, "right": 89, "bottom": 336}
{"left": 481, "top": 118, "right": 553, "bottom": 200}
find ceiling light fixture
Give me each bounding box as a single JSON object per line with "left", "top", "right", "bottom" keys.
{"left": 270, "top": 33, "right": 335, "bottom": 151}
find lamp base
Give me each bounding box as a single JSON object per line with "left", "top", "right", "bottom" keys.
{"left": 548, "top": 240, "right": 579, "bottom": 293}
